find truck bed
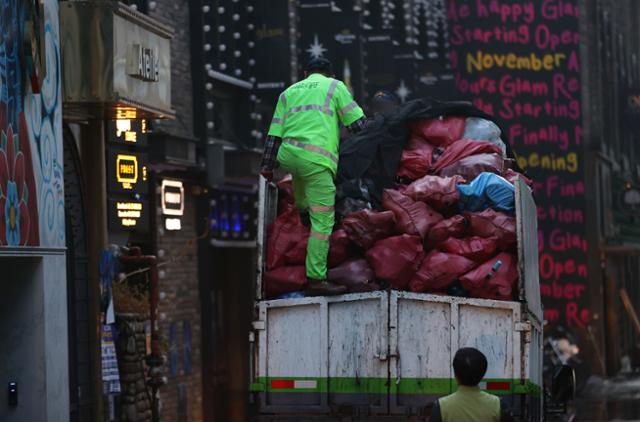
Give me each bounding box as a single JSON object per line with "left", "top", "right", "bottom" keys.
{"left": 251, "top": 177, "right": 543, "bottom": 420}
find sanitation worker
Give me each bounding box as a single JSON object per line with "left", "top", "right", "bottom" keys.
{"left": 260, "top": 58, "right": 366, "bottom": 296}
{"left": 429, "top": 347, "right": 514, "bottom": 422}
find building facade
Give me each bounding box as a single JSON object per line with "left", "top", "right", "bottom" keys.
{"left": 581, "top": 0, "right": 640, "bottom": 375}
{"left": 0, "top": 0, "right": 69, "bottom": 421}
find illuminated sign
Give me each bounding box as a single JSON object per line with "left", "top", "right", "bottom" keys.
{"left": 165, "top": 218, "right": 182, "bottom": 231}
{"left": 107, "top": 150, "right": 148, "bottom": 195}
{"left": 116, "top": 154, "right": 138, "bottom": 189}
{"left": 161, "top": 180, "right": 184, "bottom": 216}
{"left": 106, "top": 119, "right": 148, "bottom": 146}
{"left": 209, "top": 186, "right": 258, "bottom": 243}
{"left": 108, "top": 199, "right": 149, "bottom": 232}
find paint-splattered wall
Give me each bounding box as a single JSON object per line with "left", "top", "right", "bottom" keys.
{"left": 0, "top": 0, "right": 64, "bottom": 248}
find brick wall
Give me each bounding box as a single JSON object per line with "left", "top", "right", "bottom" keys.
{"left": 148, "top": 0, "right": 195, "bottom": 139}
{"left": 156, "top": 187, "right": 203, "bottom": 422}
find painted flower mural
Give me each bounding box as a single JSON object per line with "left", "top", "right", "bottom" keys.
{"left": 0, "top": 0, "right": 42, "bottom": 247}
{"left": 0, "top": 118, "right": 39, "bottom": 246}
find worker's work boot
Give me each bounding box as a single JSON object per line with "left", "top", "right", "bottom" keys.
{"left": 306, "top": 279, "right": 347, "bottom": 296}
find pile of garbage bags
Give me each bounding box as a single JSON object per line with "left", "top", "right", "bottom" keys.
{"left": 264, "top": 100, "right": 532, "bottom": 302}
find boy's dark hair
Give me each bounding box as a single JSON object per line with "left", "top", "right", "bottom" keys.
{"left": 453, "top": 347, "right": 488, "bottom": 386}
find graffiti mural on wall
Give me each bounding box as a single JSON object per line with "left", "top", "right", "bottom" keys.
{"left": 0, "top": 0, "right": 64, "bottom": 248}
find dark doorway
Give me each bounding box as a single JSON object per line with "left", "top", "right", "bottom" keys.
{"left": 64, "top": 126, "right": 95, "bottom": 421}
{"left": 198, "top": 195, "right": 255, "bottom": 422}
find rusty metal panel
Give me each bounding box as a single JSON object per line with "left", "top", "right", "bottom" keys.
{"left": 255, "top": 178, "right": 277, "bottom": 300}
{"left": 457, "top": 304, "right": 518, "bottom": 379}
{"left": 390, "top": 292, "right": 453, "bottom": 414}
{"left": 327, "top": 294, "right": 388, "bottom": 413}
{"left": 255, "top": 292, "right": 387, "bottom": 415}
{"left": 516, "top": 177, "right": 543, "bottom": 322}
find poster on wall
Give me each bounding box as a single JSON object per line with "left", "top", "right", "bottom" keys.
{"left": 447, "top": 0, "right": 587, "bottom": 328}
{"left": 253, "top": 0, "right": 290, "bottom": 96}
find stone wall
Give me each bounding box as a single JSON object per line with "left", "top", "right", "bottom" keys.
{"left": 156, "top": 188, "right": 203, "bottom": 422}
{"left": 116, "top": 314, "right": 152, "bottom": 422}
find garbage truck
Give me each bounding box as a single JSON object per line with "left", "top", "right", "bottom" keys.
{"left": 249, "top": 173, "right": 565, "bottom": 421}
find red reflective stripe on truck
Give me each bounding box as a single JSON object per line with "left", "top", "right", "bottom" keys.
{"left": 271, "top": 380, "right": 295, "bottom": 389}
{"left": 486, "top": 381, "right": 511, "bottom": 390}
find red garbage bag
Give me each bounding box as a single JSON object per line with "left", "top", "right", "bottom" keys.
{"left": 439, "top": 153, "right": 504, "bottom": 181}
{"left": 409, "top": 251, "right": 476, "bottom": 293}
{"left": 328, "top": 259, "right": 380, "bottom": 293}
{"left": 383, "top": 189, "right": 443, "bottom": 239}
{"left": 366, "top": 234, "right": 424, "bottom": 290}
{"left": 404, "top": 175, "right": 466, "bottom": 212}
{"left": 466, "top": 209, "right": 516, "bottom": 250}
{"left": 266, "top": 208, "right": 309, "bottom": 270}
{"left": 285, "top": 229, "right": 352, "bottom": 268}
{"left": 409, "top": 116, "right": 465, "bottom": 147}
{"left": 503, "top": 168, "right": 534, "bottom": 187}
{"left": 460, "top": 253, "right": 518, "bottom": 301}
{"left": 397, "top": 148, "right": 433, "bottom": 180}
{"left": 431, "top": 139, "right": 503, "bottom": 173}
{"left": 264, "top": 266, "right": 307, "bottom": 297}
{"left": 328, "top": 229, "right": 353, "bottom": 268}
{"left": 343, "top": 209, "right": 396, "bottom": 249}
{"left": 284, "top": 236, "right": 308, "bottom": 266}
{"left": 277, "top": 175, "right": 295, "bottom": 215}
{"left": 427, "top": 215, "right": 468, "bottom": 246}
{"left": 439, "top": 236, "right": 499, "bottom": 263}
{"left": 406, "top": 134, "right": 431, "bottom": 150}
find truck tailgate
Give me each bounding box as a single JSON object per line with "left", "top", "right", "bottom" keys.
{"left": 252, "top": 291, "right": 526, "bottom": 416}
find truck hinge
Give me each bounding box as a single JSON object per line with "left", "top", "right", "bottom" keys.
{"left": 252, "top": 320, "right": 266, "bottom": 331}
{"left": 515, "top": 322, "right": 532, "bottom": 343}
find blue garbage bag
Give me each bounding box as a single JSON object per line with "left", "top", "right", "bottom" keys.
{"left": 457, "top": 172, "right": 515, "bottom": 213}
{"left": 275, "top": 291, "right": 306, "bottom": 300}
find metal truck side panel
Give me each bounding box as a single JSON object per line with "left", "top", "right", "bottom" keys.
{"left": 516, "top": 177, "right": 543, "bottom": 322}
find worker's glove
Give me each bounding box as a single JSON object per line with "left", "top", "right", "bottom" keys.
{"left": 260, "top": 168, "right": 274, "bottom": 182}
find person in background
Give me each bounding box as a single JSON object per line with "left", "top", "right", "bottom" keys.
{"left": 260, "top": 57, "right": 366, "bottom": 296}
{"left": 370, "top": 89, "right": 400, "bottom": 117}
{"left": 429, "top": 347, "right": 514, "bottom": 422}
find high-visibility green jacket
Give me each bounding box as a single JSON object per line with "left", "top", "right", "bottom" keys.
{"left": 267, "top": 73, "right": 364, "bottom": 175}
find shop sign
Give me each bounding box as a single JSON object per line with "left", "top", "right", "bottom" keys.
{"left": 106, "top": 119, "right": 148, "bottom": 146}
{"left": 161, "top": 180, "right": 184, "bottom": 216}
{"left": 107, "top": 150, "right": 148, "bottom": 194}
{"left": 60, "top": 1, "right": 175, "bottom": 120}
{"left": 164, "top": 218, "right": 182, "bottom": 231}
{"left": 108, "top": 199, "right": 149, "bottom": 232}
{"left": 161, "top": 179, "right": 184, "bottom": 231}
{"left": 127, "top": 44, "right": 160, "bottom": 82}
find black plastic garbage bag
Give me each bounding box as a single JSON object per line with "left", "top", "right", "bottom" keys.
{"left": 336, "top": 99, "right": 500, "bottom": 207}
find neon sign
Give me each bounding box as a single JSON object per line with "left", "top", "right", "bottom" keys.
{"left": 116, "top": 154, "right": 139, "bottom": 189}
{"left": 161, "top": 180, "right": 184, "bottom": 216}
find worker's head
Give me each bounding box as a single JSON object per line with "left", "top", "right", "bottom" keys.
{"left": 370, "top": 90, "right": 400, "bottom": 116}
{"left": 305, "top": 57, "right": 334, "bottom": 78}
{"left": 453, "top": 347, "right": 488, "bottom": 387}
